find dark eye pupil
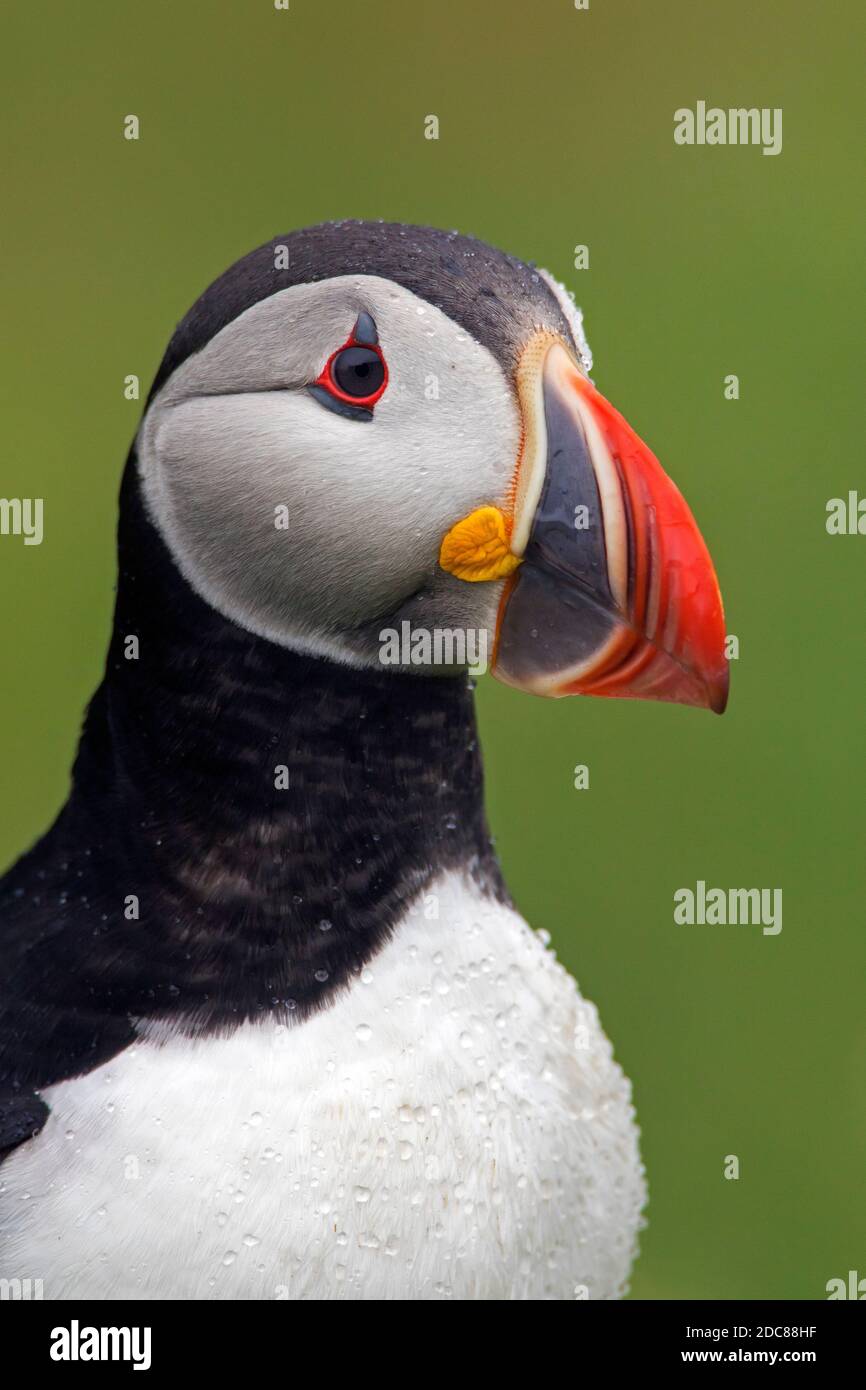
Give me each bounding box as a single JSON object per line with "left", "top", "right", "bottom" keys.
{"left": 332, "top": 346, "right": 384, "bottom": 398}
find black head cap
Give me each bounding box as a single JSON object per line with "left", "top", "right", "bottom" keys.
{"left": 149, "top": 220, "right": 577, "bottom": 402}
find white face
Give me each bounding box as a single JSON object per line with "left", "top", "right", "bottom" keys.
{"left": 137, "top": 275, "right": 522, "bottom": 667}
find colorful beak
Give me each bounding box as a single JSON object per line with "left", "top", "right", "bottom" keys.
{"left": 493, "top": 336, "right": 729, "bottom": 712}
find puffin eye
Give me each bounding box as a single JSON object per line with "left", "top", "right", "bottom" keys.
{"left": 331, "top": 346, "right": 385, "bottom": 400}
{"left": 308, "top": 315, "right": 388, "bottom": 421}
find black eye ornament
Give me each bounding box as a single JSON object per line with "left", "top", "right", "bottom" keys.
{"left": 308, "top": 313, "right": 388, "bottom": 421}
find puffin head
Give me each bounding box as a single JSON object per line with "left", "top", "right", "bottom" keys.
{"left": 137, "top": 221, "right": 728, "bottom": 712}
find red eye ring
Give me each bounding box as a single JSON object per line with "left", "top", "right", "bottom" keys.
{"left": 314, "top": 319, "right": 388, "bottom": 409}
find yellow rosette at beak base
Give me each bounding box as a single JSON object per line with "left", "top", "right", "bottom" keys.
{"left": 438, "top": 506, "right": 522, "bottom": 583}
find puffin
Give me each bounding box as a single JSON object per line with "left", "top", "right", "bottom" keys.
{"left": 0, "top": 221, "right": 727, "bottom": 1301}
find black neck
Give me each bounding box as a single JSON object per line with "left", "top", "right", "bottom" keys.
{"left": 1, "top": 460, "right": 504, "bottom": 1087}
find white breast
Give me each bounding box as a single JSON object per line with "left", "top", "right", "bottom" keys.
{"left": 0, "top": 871, "right": 645, "bottom": 1300}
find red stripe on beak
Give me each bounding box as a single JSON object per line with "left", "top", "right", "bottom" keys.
{"left": 562, "top": 371, "right": 729, "bottom": 712}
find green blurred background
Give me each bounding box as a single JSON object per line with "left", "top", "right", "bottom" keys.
{"left": 1, "top": 0, "right": 863, "bottom": 1298}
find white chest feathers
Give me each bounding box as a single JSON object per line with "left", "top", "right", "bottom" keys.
{"left": 0, "top": 872, "right": 645, "bottom": 1300}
